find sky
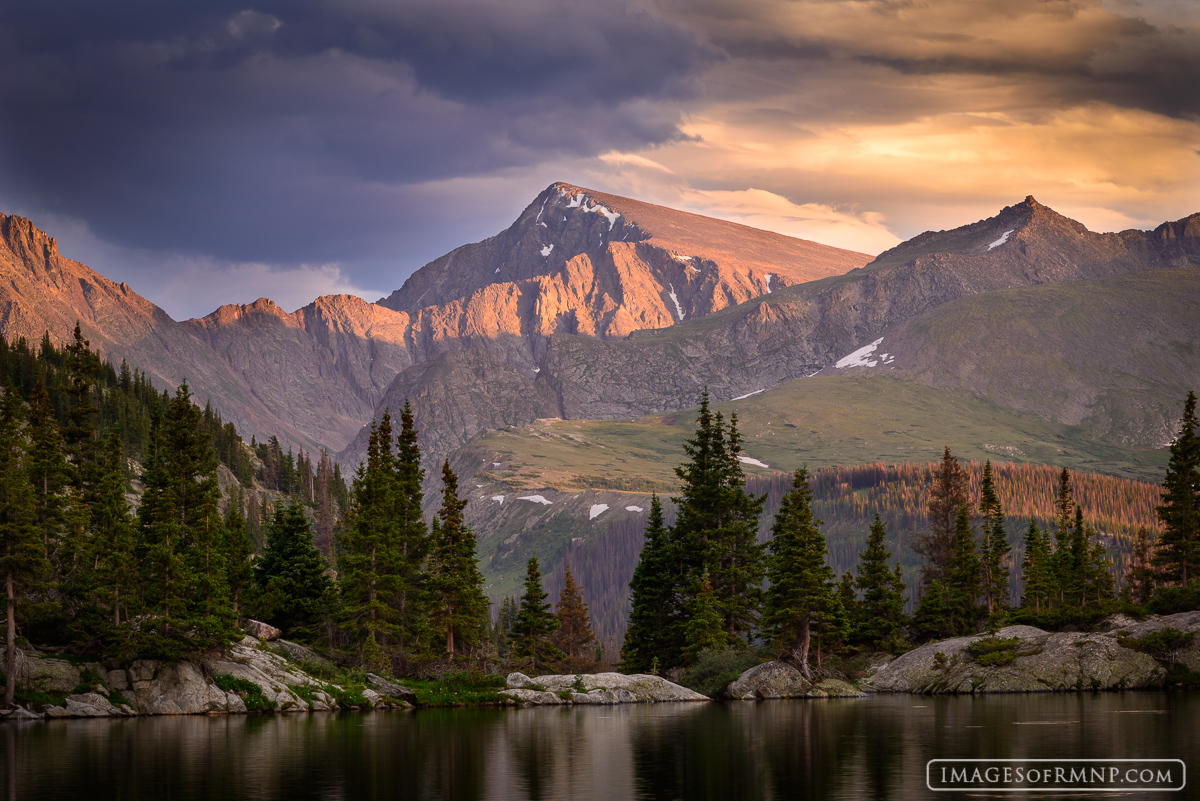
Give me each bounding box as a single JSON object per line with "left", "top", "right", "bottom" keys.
{"left": 1, "top": 0, "right": 1198, "bottom": 320}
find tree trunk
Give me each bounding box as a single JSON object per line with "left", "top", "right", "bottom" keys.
{"left": 789, "top": 618, "right": 812, "bottom": 681}
{"left": 5, "top": 567, "right": 15, "bottom": 707}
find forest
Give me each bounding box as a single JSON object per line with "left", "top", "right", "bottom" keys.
{"left": 2, "top": 326, "right": 1196, "bottom": 705}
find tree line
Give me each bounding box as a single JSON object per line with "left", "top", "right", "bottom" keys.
{"left": 621, "top": 391, "right": 1200, "bottom": 679}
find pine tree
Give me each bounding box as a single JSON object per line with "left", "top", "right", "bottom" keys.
{"left": 512, "top": 556, "right": 563, "bottom": 669}
{"left": 621, "top": 495, "right": 684, "bottom": 671}
{"left": 1051, "top": 467, "right": 1075, "bottom": 603}
{"left": 672, "top": 394, "right": 766, "bottom": 639}
{"left": 338, "top": 415, "right": 405, "bottom": 667}
{"left": 853, "top": 514, "right": 907, "bottom": 650}
{"left": 426, "top": 461, "right": 489, "bottom": 660}
{"left": 1020, "top": 519, "right": 1054, "bottom": 613}
{"left": 0, "top": 386, "right": 50, "bottom": 706}
{"left": 1127, "top": 526, "right": 1156, "bottom": 604}
{"left": 945, "top": 505, "right": 981, "bottom": 632}
{"left": 1155, "top": 391, "right": 1200, "bottom": 587}
{"left": 552, "top": 562, "right": 597, "bottom": 663}
{"left": 682, "top": 569, "right": 728, "bottom": 663}
{"left": 222, "top": 487, "right": 255, "bottom": 621}
{"left": 136, "top": 382, "right": 236, "bottom": 658}
{"left": 978, "top": 461, "right": 1010, "bottom": 614}
{"left": 915, "top": 447, "right": 970, "bottom": 594}
{"left": 88, "top": 431, "right": 137, "bottom": 633}
{"left": 392, "top": 402, "right": 429, "bottom": 648}
{"left": 255, "top": 501, "right": 335, "bottom": 641}
{"left": 763, "top": 468, "right": 841, "bottom": 679}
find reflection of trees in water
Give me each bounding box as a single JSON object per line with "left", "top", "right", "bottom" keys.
{"left": 506, "top": 708, "right": 566, "bottom": 801}
{"left": 630, "top": 704, "right": 767, "bottom": 800}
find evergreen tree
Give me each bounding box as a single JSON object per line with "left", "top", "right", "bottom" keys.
{"left": 338, "top": 415, "right": 404, "bottom": 667}
{"left": 26, "top": 378, "right": 83, "bottom": 600}
{"left": 1051, "top": 467, "right": 1075, "bottom": 603}
{"left": 88, "top": 431, "right": 137, "bottom": 633}
{"left": 222, "top": 488, "right": 255, "bottom": 621}
{"left": 426, "top": 461, "right": 489, "bottom": 659}
{"left": 1155, "top": 391, "right": 1200, "bottom": 587}
{"left": 1020, "top": 519, "right": 1054, "bottom": 613}
{"left": 0, "top": 387, "right": 50, "bottom": 706}
{"left": 552, "top": 562, "right": 597, "bottom": 662}
{"left": 136, "top": 382, "right": 235, "bottom": 658}
{"left": 978, "top": 461, "right": 1010, "bottom": 614}
{"left": 763, "top": 468, "right": 841, "bottom": 679}
{"left": 512, "top": 556, "right": 563, "bottom": 669}
{"left": 621, "top": 495, "right": 684, "bottom": 671}
{"left": 672, "top": 394, "right": 766, "bottom": 639}
{"left": 682, "top": 569, "right": 729, "bottom": 663}
{"left": 853, "top": 514, "right": 908, "bottom": 650}
{"left": 838, "top": 571, "right": 858, "bottom": 641}
{"left": 1127, "top": 526, "right": 1156, "bottom": 604}
{"left": 255, "top": 502, "right": 335, "bottom": 641}
{"left": 945, "top": 506, "right": 981, "bottom": 631}
{"left": 915, "top": 447, "right": 970, "bottom": 594}
{"left": 392, "top": 402, "right": 429, "bottom": 648}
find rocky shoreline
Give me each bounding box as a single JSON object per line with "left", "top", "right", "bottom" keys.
{"left": 5, "top": 633, "right": 417, "bottom": 720}
{"left": 6, "top": 612, "right": 1199, "bottom": 719}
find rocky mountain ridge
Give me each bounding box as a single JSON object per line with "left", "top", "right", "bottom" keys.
{"left": 342, "top": 197, "right": 1200, "bottom": 470}
{"left": 0, "top": 183, "right": 863, "bottom": 455}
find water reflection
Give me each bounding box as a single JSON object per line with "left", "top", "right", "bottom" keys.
{"left": 2, "top": 694, "right": 1195, "bottom": 800}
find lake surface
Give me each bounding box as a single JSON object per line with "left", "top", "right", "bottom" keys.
{"left": 4, "top": 693, "right": 1197, "bottom": 800}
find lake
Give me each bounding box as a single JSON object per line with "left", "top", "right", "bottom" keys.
{"left": 4, "top": 693, "right": 1196, "bottom": 800}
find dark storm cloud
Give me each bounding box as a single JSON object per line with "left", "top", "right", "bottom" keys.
{"left": 0, "top": 0, "right": 717, "bottom": 263}
{"left": 679, "top": 0, "right": 1200, "bottom": 120}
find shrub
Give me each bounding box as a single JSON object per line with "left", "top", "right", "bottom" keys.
{"left": 1118, "top": 628, "right": 1196, "bottom": 668}
{"left": 679, "top": 647, "right": 760, "bottom": 698}
{"left": 212, "top": 674, "right": 276, "bottom": 712}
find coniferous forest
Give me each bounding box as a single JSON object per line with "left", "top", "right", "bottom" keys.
{"left": 3, "top": 324, "right": 1198, "bottom": 703}
{"left": 619, "top": 390, "right": 1200, "bottom": 687}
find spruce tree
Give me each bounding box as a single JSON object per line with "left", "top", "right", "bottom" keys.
{"left": 763, "top": 468, "right": 841, "bottom": 679}
{"left": 136, "top": 382, "right": 235, "bottom": 657}
{"left": 682, "top": 569, "right": 728, "bottom": 663}
{"left": 88, "top": 431, "right": 137, "bottom": 634}
{"left": 338, "top": 415, "right": 404, "bottom": 667}
{"left": 915, "top": 447, "right": 970, "bottom": 594}
{"left": 1050, "top": 467, "right": 1075, "bottom": 603}
{"left": 978, "top": 461, "right": 1010, "bottom": 614}
{"left": 426, "top": 461, "right": 489, "bottom": 659}
{"left": 945, "top": 506, "right": 981, "bottom": 633}
{"left": 255, "top": 501, "right": 335, "bottom": 641}
{"left": 0, "top": 386, "right": 50, "bottom": 706}
{"left": 1020, "top": 519, "right": 1054, "bottom": 613}
{"left": 392, "top": 402, "right": 429, "bottom": 647}
{"left": 223, "top": 488, "right": 255, "bottom": 620}
{"left": 621, "top": 495, "right": 684, "bottom": 671}
{"left": 1155, "top": 391, "right": 1200, "bottom": 587}
{"left": 512, "top": 555, "right": 563, "bottom": 669}
{"left": 672, "top": 394, "right": 766, "bottom": 640}
{"left": 1127, "top": 526, "right": 1156, "bottom": 604}
{"left": 853, "top": 514, "right": 908, "bottom": 650}
{"left": 553, "top": 562, "right": 597, "bottom": 663}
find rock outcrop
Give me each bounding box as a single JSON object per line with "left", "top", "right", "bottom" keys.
{"left": 7, "top": 635, "right": 412, "bottom": 718}
{"left": 864, "top": 612, "right": 1200, "bottom": 694}
{"left": 725, "top": 662, "right": 867, "bottom": 700}
{"left": 501, "top": 672, "right": 709, "bottom": 704}
{"left": 245, "top": 619, "right": 283, "bottom": 641}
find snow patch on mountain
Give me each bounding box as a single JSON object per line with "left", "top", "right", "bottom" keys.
{"left": 763, "top": 273, "right": 773, "bottom": 293}
{"left": 836, "top": 338, "right": 885, "bottom": 369}
{"left": 541, "top": 244, "right": 554, "bottom": 257}
{"left": 589, "top": 504, "right": 609, "bottom": 520}
{"left": 738, "top": 455, "right": 770, "bottom": 469}
{"left": 731, "top": 388, "right": 766, "bottom": 401}
{"left": 491, "top": 495, "right": 504, "bottom": 504}
{"left": 667, "top": 283, "right": 686, "bottom": 321}
{"left": 625, "top": 505, "right": 644, "bottom": 512}
{"left": 988, "top": 229, "right": 1014, "bottom": 250}
{"left": 518, "top": 495, "right": 553, "bottom": 505}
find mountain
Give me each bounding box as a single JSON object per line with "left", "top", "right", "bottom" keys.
{"left": 3, "top": 184, "right": 862, "bottom": 456}
{"left": 345, "top": 197, "right": 1200, "bottom": 469}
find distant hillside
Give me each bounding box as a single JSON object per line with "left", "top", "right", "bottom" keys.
{"left": 472, "top": 457, "right": 1164, "bottom": 648}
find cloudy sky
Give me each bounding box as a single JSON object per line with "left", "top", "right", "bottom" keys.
{"left": 2, "top": 0, "right": 1198, "bottom": 319}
